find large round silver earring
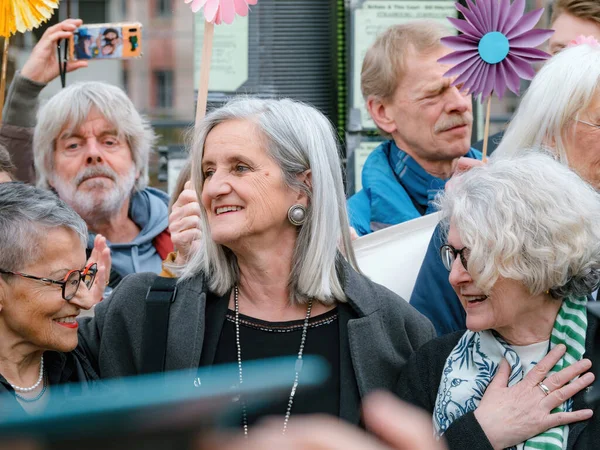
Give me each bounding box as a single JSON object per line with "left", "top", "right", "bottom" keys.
{"left": 287, "top": 204, "right": 306, "bottom": 226}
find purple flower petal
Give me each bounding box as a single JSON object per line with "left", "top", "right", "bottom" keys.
{"left": 467, "top": 0, "right": 490, "bottom": 33}
{"left": 455, "top": 2, "right": 484, "bottom": 32}
{"left": 505, "top": 54, "right": 535, "bottom": 79}
{"left": 489, "top": 0, "right": 499, "bottom": 32}
{"left": 470, "top": 61, "right": 489, "bottom": 100}
{"left": 503, "top": 0, "right": 526, "bottom": 35}
{"left": 509, "top": 29, "right": 555, "bottom": 47}
{"left": 508, "top": 46, "right": 551, "bottom": 61}
{"left": 506, "top": 8, "right": 544, "bottom": 39}
{"left": 438, "top": 49, "right": 479, "bottom": 66}
{"left": 476, "top": 0, "right": 491, "bottom": 31}
{"left": 443, "top": 53, "right": 480, "bottom": 78}
{"left": 502, "top": 59, "right": 523, "bottom": 95}
{"left": 447, "top": 60, "right": 478, "bottom": 87}
{"left": 495, "top": 63, "right": 508, "bottom": 99}
{"left": 501, "top": 60, "right": 521, "bottom": 94}
{"left": 497, "top": 0, "right": 512, "bottom": 34}
{"left": 447, "top": 17, "right": 483, "bottom": 38}
{"left": 441, "top": 35, "right": 479, "bottom": 51}
{"left": 482, "top": 64, "right": 497, "bottom": 100}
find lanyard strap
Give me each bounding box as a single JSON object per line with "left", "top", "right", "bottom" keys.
{"left": 56, "top": 39, "right": 68, "bottom": 88}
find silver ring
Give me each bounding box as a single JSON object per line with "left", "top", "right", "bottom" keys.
{"left": 537, "top": 382, "right": 551, "bottom": 396}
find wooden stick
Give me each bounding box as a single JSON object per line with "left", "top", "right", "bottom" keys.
{"left": 0, "top": 37, "right": 9, "bottom": 123}
{"left": 195, "top": 21, "right": 215, "bottom": 127}
{"left": 481, "top": 96, "right": 492, "bottom": 162}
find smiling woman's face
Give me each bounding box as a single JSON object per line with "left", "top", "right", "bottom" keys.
{"left": 446, "top": 224, "right": 545, "bottom": 337}
{"left": 0, "top": 228, "right": 92, "bottom": 353}
{"left": 200, "top": 119, "right": 300, "bottom": 248}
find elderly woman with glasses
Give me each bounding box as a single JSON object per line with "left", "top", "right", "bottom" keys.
{"left": 0, "top": 183, "right": 102, "bottom": 411}
{"left": 77, "top": 97, "right": 435, "bottom": 429}
{"left": 412, "top": 41, "right": 600, "bottom": 335}
{"left": 395, "top": 151, "right": 600, "bottom": 450}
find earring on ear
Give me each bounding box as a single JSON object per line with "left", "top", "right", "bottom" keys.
{"left": 288, "top": 204, "right": 307, "bottom": 226}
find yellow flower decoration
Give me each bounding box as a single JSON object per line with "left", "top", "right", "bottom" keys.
{"left": 1, "top": 0, "right": 60, "bottom": 38}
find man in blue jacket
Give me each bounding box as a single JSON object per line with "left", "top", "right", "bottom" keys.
{"left": 410, "top": 0, "right": 600, "bottom": 336}
{"left": 348, "top": 22, "right": 481, "bottom": 236}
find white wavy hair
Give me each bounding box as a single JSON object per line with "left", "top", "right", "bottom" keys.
{"left": 33, "top": 81, "right": 157, "bottom": 191}
{"left": 436, "top": 150, "right": 600, "bottom": 298}
{"left": 495, "top": 44, "right": 600, "bottom": 163}
{"left": 180, "top": 97, "right": 359, "bottom": 305}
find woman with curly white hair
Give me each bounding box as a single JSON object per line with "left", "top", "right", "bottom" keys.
{"left": 396, "top": 151, "right": 600, "bottom": 450}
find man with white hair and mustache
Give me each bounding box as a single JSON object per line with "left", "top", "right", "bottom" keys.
{"left": 347, "top": 21, "right": 481, "bottom": 236}
{"left": 1, "top": 19, "right": 172, "bottom": 289}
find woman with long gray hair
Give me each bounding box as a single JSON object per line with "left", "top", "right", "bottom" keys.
{"left": 77, "top": 97, "right": 435, "bottom": 429}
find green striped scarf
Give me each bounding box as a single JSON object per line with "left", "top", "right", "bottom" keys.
{"left": 433, "top": 296, "right": 587, "bottom": 449}
{"left": 524, "top": 296, "right": 588, "bottom": 450}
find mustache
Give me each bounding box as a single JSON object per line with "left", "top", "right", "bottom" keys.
{"left": 434, "top": 113, "right": 473, "bottom": 134}
{"left": 74, "top": 166, "right": 118, "bottom": 186}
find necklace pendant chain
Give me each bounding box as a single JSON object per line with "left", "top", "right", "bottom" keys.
{"left": 234, "top": 285, "right": 313, "bottom": 437}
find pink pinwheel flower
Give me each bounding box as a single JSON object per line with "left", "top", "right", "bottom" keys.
{"left": 567, "top": 35, "right": 600, "bottom": 48}
{"left": 439, "top": 0, "right": 554, "bottom": 101}
{"left": 185, "top": 0, "right": 257, "bottom": 24}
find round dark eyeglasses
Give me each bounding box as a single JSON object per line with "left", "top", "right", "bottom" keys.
{"left": 0, "top": 262, "right": 97, "bottom": 301}
{"left": 439, "top": 245, "right": 469, "bottom": 272}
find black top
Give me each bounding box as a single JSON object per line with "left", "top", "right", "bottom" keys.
{"left": 394, "top": 313, "right": 600, "bottom": 450}
{"left": 210, "top": 298, "right": 341, "bottom": 424}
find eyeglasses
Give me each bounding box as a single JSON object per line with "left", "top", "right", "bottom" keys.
{"left": 0, "top": 263, "right": 97, "bottom": 301}
{"left": 439, "top": 245, "right": 469, "bottom": 272}
{"left": 577, "top": 120, "right": 600, "bottom": 130}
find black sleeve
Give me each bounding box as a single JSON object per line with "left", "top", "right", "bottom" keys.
{"left": 0, "top": 73, "right": 45, "bottom": 184}
{"left": 394, "top": 340, "right": 442, "bottom": 412}
{"left": 443, "top": 412, "right": 494, "bottom": 450}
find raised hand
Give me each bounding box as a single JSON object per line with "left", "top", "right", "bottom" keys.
{"left": 474, "top": 344, "right": 594, "bottom": 449}
{"left": 169, "top": 181, "right": 202, "bottom": 266}
{"left": 87, "top": 234, "right": 111, "bottom": 304}
{"left": 21, "top": 19, "right": 88, "bottom": 85}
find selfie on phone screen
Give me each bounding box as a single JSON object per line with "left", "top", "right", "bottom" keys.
{"left": 72, "top": 23, "right": 142, "bottom": 60}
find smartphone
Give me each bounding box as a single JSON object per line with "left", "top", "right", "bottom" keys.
{"left": 69, "top": 22, "right": 143, "bottom": 60}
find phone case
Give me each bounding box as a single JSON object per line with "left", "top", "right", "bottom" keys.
{"left": 69, "top": 22, "right": 143, "bottom": 61}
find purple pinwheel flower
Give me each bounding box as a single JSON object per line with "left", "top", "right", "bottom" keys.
{"left": 438, "top": 0, "right": 554, "bottom": 101}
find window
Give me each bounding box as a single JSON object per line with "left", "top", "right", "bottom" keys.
{"left": 156, "top": 0, "right": 173, "bottom": 17}
{"left": 155, "top": 71, "right": 174, "bottom": 109}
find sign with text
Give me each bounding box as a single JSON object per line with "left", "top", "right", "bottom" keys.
{"left": 194, "top": 15, "right": 249, "bottom": 93}
{"left": 351, "top": 0, "right": 457, "bottom": 130}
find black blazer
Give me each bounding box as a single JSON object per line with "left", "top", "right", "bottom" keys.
{"left": 395, "top": 313, "right": 600, "bottom": 450}
{"left": 77, "top": 259, "right": 436, "bottom": 424}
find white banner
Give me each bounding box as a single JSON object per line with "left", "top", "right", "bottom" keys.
{"left": 353, "top": 212, "right": 440, "bottom": 301}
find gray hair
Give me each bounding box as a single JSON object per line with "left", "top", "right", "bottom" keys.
{"left": 436, "top": 150, "right": 600, "bottom": 299}
{"left": 0, "top": 183, "right": 88, "bottom": 273}
{"left": 496, "top": 44, "right": 600, "bottom": 164}
{"left": 180, "top": 97, "right": 358, "bottom": 305}
{"left": 33, "top": 81, "right": 157, "bottom": 191}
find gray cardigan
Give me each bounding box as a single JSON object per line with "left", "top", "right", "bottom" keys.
{"left": 77, "top": 260, "right": 435, "bottom": 423}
